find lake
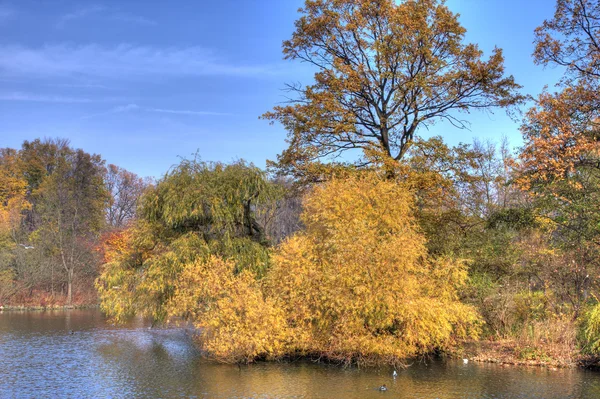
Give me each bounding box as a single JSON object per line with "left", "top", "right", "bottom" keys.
{"left": 1, "top": 309, "right": 600, "bottom": 398}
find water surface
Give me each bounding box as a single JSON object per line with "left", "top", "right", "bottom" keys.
{"left": 1, "top": 309, "right": 600, "bottom": 398}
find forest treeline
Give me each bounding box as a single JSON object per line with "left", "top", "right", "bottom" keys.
{"left": 0, "top": 138, "right": 148, "bottom": 306}
{"left": 4, "top": 0, "right": 600, "bottom": 366}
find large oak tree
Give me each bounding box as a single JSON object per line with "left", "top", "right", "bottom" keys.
{"left": 263, "top": 0, "right": 523, "bottom": 178}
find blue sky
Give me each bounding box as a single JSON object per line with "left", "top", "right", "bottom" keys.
{"left": 0, "top": 0, "right": 563, "bottom": 178}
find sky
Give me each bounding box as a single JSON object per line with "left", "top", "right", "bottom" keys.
{"left": 0, "top": 0, "right": 564, "bottom": 179}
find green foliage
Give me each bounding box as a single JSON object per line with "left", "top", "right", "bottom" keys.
{"left": 97, "top": 159, "right": 280, "bottom": 323}
{"left": 140, "top": 158, "right": 278, "bottom": 243}
{"left": 487, "top": 208, "right": 539, "bottom": 231}
{"left": 581, "top": 303, "right": 600, "bottom": 353}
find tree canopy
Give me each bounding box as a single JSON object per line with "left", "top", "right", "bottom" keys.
{"left": 97, "top": 159, "right": 281, "bottom": 323}
{"left": 263, "top": 0, "right": 523, "bottom": 178}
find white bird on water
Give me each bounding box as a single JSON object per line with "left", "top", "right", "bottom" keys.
{"left": 463, "top": 358, "right": 469, "bottom": 364}
{"left": 392, "top": 370, "right": 398, "bottom": 378}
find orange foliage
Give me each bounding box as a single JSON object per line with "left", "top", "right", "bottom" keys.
{"left": 518, "top": 85, "right": 600, "bottom": 190}
{"left": 98, "top": 229, "right": 133, "bottom": 264}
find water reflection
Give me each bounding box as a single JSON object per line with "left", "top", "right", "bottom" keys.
{"left": 1, "top": 309, "right": 600, "bottom": 398}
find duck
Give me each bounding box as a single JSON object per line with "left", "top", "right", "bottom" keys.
{"left": 379, "top": 384, "right": 388, "bottom": 391}
{"left": 463, "top": 358, "right": 469, "bottom": 364}
{"left": 392, "top": 370, "right": 397, "bottom": 378}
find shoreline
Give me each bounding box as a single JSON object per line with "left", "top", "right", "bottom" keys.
{"left": 458, "top": 339, "right": 600, "bottom": 370}
{"left": 0, "top": 304, "right": 99, "bottom": 311}
{"left": 2, "top": 306, "right": 599, "bottom": 371}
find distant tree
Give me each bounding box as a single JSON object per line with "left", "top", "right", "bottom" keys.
{"left": 263, "top": 0, "right": 523, "bottom": 179}
{"left": 256, "top": 177, "right": 303, "bottom": 244}
{"left": 35, "top": 147, "right": 107, "bottom": 305}
{"left": 104, "top": 164, "right": 148, "bottom": 228}
{"left": 0, "top": 149, "right": 30, "bottom": 300}
{"left": 19, "top": 138, "right": 71, "bottom": 193}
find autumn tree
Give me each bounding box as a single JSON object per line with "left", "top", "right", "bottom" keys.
{"left": 263, "top": 0, "right": 523, "bottom": 179}
{"left": 168, "top": 256, "right": 290, "bottom": 363}
{"left": 0, "top": 149, "right": 30, "bottom": 299}
{"left": 534, "top": 0, "right": 600, "bottom": 86}
{"left": 0, "top": 149, "right": 29, "bottom": 244}
{"left": 104, "top": 164, "right": 148, "bottom": 228}
{"left": 97, "top": 159, "right": 281, "bottom": 323}
{"left": 521, "top": 0, "right": 600, "bottom": 247}
{"left": 525, "top": 0, "right": 600, "bottom": 181}
{"left": 502, "top": 1, "right": 600, "bottom": 343}
{"left": 267, "top": 175, "right": 479, "bottom": 365}
{"left": 35, "top": 147, "right": 108, "bottom": 305}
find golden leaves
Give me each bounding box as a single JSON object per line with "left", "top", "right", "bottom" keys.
{"left": 266, "top": 175, "right": 479, "bottom": 364}
{"left": 518, "top": 86, "right": 600, "bottom": 190}
{"left": 264, "top": 0, "right": 523, "bottom": 181}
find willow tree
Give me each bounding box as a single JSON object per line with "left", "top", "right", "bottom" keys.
{"left": 267, "top": 175, "right": 479, "bottom": 365}
{"left": 97, "top": 159, "right": 281, "bottom": 323}
{"left": 263, "top": 0, "right": 523, "bottom": 179}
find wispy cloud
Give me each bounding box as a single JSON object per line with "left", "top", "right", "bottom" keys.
{"left": 46, "top": 82, "right": 112, "bottom": 89}
{"left": 56, "top": 5, "right": 105, "bottom": 28}
{"left": 0, "top": 44, "right": 280, "bottom": 80}
{"left": 56, "top": 5, "right": 156, "bottom": 27}
{"left": 111, "top": 12, "right": 156, "bottom": 26}
{"left": 81, "top": 103, "right": 230, "bottom": 119}
{"left": 149, "top": 107, "right": 231, "bottom": 116}
{"left": 0, "top": 92, "right": 94, "bottom": 103}
{"left": 114, "top": 103, "right": 140, "bottom": 113}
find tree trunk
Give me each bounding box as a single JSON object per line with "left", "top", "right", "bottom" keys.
{"left": 67, "top": 269, "right": 73, "bottom": 306}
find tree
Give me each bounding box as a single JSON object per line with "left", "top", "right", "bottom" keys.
{"left": 36, "top": 147, "right": 107, "bottom": 305}
{"left": 0, "top": 149, "right": 30, "bottom": 300}
{"left": 519, "top": 86, "right": 600, "bottom": 188}
{"left": 0, "top": 148, "right": 29, "bottom": 245}
{"left": 263, "top": 0, "right": 523, "bottom": 178}
{"left": 97, "top": 159, "right": 281, "bottom": 323}
{"left": 526, "top": 0, "right": 600, "bottom": 182}
{"left": 267, "top": 175, "right": 479, "bottom": 365}
{"left": 521, "top": 0, "right": 600, "bottom": 248}
{"left": 104, "top": 164, "right": 148, "bottom": 228}
{"left": 534, "top": 0, "right": 600, "bottom": 85}
{"left": 168, "top": 256, "right": 289, "bottom": 363}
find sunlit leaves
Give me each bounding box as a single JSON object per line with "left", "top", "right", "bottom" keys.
{"left": 264, "top": 0, "right": 523, "bottom": 180}
{"left": 97, "top": 159, "right": 279, "bottom": 324}
{"left": 267, "top": 175, "right": 479, "bottom": 365}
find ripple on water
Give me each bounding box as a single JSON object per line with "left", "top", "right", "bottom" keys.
{"left": 2, "top": 310, "right": 600, "bottom": 398}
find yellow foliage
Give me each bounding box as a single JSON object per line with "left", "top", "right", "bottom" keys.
{"left": 169, "top": 256, "right": 289, "bottom": 363}
{"left": 99, "top": 171, "right": 479, "bottom": 366}
{"left": 267, "top": 175, "right": 479, "bottom": 365}
{"left": 0, "top": 163, "right": 30, "bottom": 248}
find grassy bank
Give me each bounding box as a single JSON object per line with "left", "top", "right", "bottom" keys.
{"left": 461, "top": 339, "right": 577, "bottom": 369}
{"left": 0, "top": 303, "right": 99, "bottom": 311}
{"left": 0, "top": 289, "right": 98, "bottom": 310}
